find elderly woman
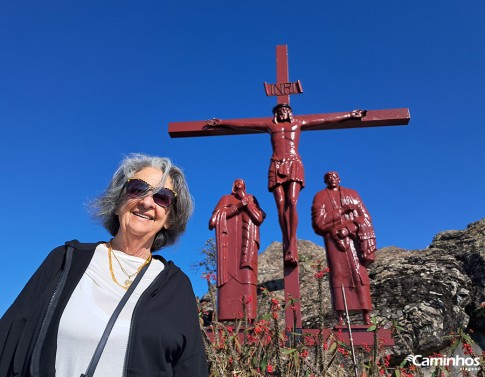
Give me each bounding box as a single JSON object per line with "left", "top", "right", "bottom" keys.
{"left": 0, "top": 154, "right": 208, "bottom": 377}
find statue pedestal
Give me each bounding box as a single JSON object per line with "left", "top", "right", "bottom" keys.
{"left": 302, "top": 326, "right": 394, "bottom": 347}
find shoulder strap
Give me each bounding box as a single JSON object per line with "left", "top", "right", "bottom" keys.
{"left": 80, "top": 261, "right": 150, "bottom": 377}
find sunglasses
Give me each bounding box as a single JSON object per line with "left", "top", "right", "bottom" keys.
{"left": 124, "top": 178, "right": 177, "bottom": 208}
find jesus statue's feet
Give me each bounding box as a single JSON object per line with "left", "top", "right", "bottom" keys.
{"left": 284, "top": 249, "right": 298, "bottom": 265}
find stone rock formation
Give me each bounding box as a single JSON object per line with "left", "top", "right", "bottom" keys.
{"left": 256, "top": 218, "right": 485, "bottom": 359}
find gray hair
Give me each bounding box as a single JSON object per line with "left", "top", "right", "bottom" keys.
{"left": 91, "top": 153, "right": 193, "bottom": 251}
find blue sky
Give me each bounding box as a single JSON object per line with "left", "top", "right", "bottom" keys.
{"left": 1, "top": 1, "right": 484, "bottom": 315}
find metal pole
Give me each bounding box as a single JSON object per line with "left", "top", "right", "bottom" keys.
{"left": 341, "top": 285, "right": 359, "bottom": 377}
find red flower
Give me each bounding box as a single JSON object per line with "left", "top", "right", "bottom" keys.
{"left": 337, "top": 346, "right": 349, "bottom": 356}
{"left": 314, "top": 268, "right": 330, "bottom": 280}
{"left": 462, "top": 342, "right": 473, "bottom": 355}
{"left": 266, "top": 364, "right": 274, "bottom": 373}
{"left": 384, "top": 354, "right": 391, "bottom": 367}
{"left": 201, "top": 272, "right": 216, "bottom": 282}
{"left": 242, "top": 294, "right": 253, "bottom": 304}
{"left": 304, "top": 335, "right": 316, "bottom": 346}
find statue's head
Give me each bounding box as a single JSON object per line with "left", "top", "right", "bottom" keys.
{"left": 232, "top": 178, "right": 246, "bottom": 194}
{"left": 272, "top": 103, "right": 293, "bottom": 123}
{"left": 324, "top": 171, "right": 340, "bottom": 189}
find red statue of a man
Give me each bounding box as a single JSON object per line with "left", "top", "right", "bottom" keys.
{"left": 207, "top": 105, "right": 365, "bottom": 264}
{"left": 311, "top": 171, "right": 376, "bottom": 325}
{"left": 209, "top": 178, "right": 266, "bottom": 321}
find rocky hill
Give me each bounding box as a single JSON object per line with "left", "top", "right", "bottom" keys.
{"left": 256, "top": 218, "right": 485, "bottom": 359}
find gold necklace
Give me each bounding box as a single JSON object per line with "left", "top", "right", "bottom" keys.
{"left": 107, "top": 241, "right": 152, "bottom": 290}
{"left": 111, "top": 248, "right": 137, "bottom": 280}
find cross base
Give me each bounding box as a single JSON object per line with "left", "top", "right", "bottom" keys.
{"left": 284, "top": 260, "right": 302, "bottom": 329}
{"left": 302, "top": 327, "right": 395, "bottom": 347}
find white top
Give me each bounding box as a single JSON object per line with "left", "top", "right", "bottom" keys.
{"left": 55, "top": 244, "right": 164, "bottom": 377}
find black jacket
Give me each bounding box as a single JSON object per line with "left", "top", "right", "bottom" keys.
{"left": 0, "top": 240, "right": 208, "bottom": 377}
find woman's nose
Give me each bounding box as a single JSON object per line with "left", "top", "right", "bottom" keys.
{"left": 138, "top": 193, "right": 156, "bottom": 208}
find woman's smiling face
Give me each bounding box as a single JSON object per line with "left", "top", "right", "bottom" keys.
{"left": 116, "top": 167, "right": 173, "bottom": 244}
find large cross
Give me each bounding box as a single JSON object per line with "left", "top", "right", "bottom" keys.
{"left": 169, "top": 45, "right": 410, "bottom": 330}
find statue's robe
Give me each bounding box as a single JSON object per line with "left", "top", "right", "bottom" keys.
{"left": 209, "top": 194, "right": 265, "bottom": 320}
{"left": 312, "top": 186, "right": 376, "bottom": 311}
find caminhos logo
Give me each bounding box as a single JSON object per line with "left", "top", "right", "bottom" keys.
{"left": 405, "top": 354, "right": 480, "bottom": 370}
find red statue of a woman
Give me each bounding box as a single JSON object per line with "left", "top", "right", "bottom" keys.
{"left": 209, "top": 179, "right": 266, "bottom": 320}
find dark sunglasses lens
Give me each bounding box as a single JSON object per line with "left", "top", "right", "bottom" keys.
{"left": 126, "top": 180, "right": 150, "bottom": 198}
{"left": 153, "top": 189, "right": 175, "bottom": 208}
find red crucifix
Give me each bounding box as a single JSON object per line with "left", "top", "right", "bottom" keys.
{"left": 169, "top": 45, "right": 410, "bottom": 330}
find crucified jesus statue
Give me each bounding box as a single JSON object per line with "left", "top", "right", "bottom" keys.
{"left": 206, "top": 103, "right": 366, "bottom": 264}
